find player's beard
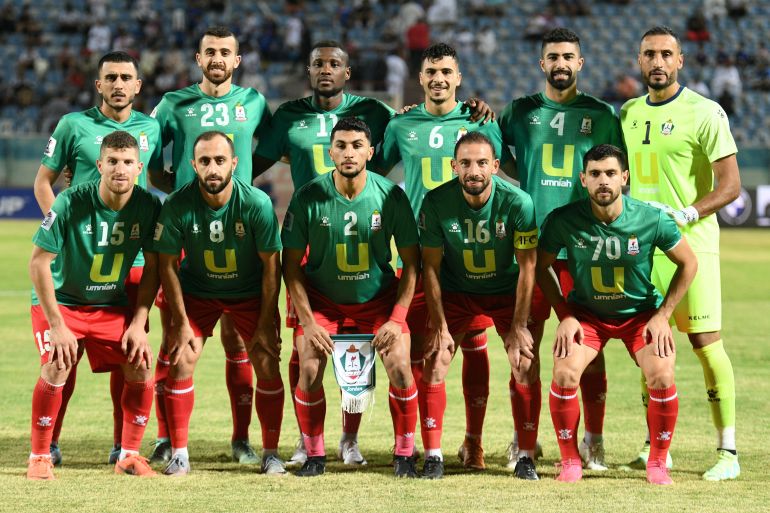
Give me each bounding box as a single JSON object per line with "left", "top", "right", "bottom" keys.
{"left": 336, "top": 162, "right": 365, "bottom": 179}
{"left": 314, "top": 81, "right": 344, "bottom": 98}
{"left": 201, "top": 171, "right": 233, "bottom": 194}
{"left": 590, "top": 187, "right": 620, "bottom": 207}
{"left": 643, "top": 68, "right": 677, "bottom": 91}
{"left": 203, "top": 65, "right": 233, "bottom": 86}
{"left": 546, "top": 69, "right": 576, "bottom": 91}
{"left": 103, "top": 93, "right": 134, "bottom": 112}
{"left": 105, "top": 174, "right": 134, "bottom": 195}
{"left": 461, "top": 175, "right": 491, "bottom": 196}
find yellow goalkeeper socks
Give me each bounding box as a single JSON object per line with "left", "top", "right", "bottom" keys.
{"left": 693, "top": 340, "right": 737, "bottom": 451}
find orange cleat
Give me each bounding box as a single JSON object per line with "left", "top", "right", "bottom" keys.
{"left": 27, "top": 455, "right": 55, "bottom": 480}
{"left": 114, "top": 453, "right": 157, "bottom": 477}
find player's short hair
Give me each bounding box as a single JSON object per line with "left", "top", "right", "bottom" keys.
{"left": 310, "top": 40, "right": 349, "bottom": 65}
{"left": 641, "top": 25, "right": 681, "bottom": 48}
{"left": 100, "top": 130, "right": 138, "bottom": 156}
{"left": 541, "top": 28, "right": 581, "bottom": 54}
{"left": 330, "top": 117, "right": 372, "bottom": 144}
{"left": 454, "top": 131, "right": 496, "bottom": 159}
{"left": 193, "top": 131, "right": 235, "bottom": 157}
{"left": 582, "top": 144, "right": 628, "bottom": 172}
{"left": 421, "top": 43, "right": 458, "bottom": 67}
{"left": 200, "top": 26, "right": 238, "bottom": 52}
{"left": 97, "top": 51, "right": 139, "bottom": 76}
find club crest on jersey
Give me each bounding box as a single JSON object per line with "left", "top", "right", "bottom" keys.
{"left": 371, "top": 210, "right": 382, "bottom": 231}
{"left": 456, "top": 127, "right": 468, "bottom": 142}
{"left": 407, "top": 130, "right": 418, "bottom": 141}
{"left": 495, "top": 218, "right": 506, "bottom": 239}
{"left": 580, "top": 116, "right": 592, "bottom": 135}
{"left": 41, "top": 210, "right": 57, "bottom": 231}
{"left": 235, "top": 104, "right": 247, "bottom": 121}
{"left": 661, "top": 119, "right": 674, "bottom": 136}
{"left": 627, "top": 235, "right": 639, "bottom": 256}
{"left": 130, "top": 223, "right": 141, "bottom": 240}
{"left": 44, "top": 136, "right": 57, "bottom": 157}
{"left": 139, "top": 133, "right": 149, "bottom": 151}
{"left": 235, "top": 220, "right": 246, "bottom": 238}
{"left": 185, "top": 107, "right": 197, "bottom": 118}
{"left": 153, "top": 223, "right": 164, "bottom": 241}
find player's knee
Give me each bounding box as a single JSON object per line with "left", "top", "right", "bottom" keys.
{"left": 40, "top": 363, "right": 70, "bottom": 385}
{"left": 123, "top": 365, "right": 152, "bottom": 383}
{"left": 644, "top": 366, "right": 675, "bottom": 389}
{"left": 552, "top": 364, "right": 581, "bottom": 387}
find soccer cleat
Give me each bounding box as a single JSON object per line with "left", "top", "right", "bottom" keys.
{"left": 231, "top": 439, "right": 260, "bottom": 464}
{"left": 148, "top": 439, "right": 172, "bottom": 465}
{"left": 513, "top": 456, "right": 539, "bottom": 480}
{"left": 506, "top": 439, "right": 544, "bottom": 469}
{"left": 620, "top": 444, "right": 673, "bottom": 471}
{"left": 556, "top": 459, "right": 583, "bottom": 483}
{"left": 27, "top": 455, "right": 55, "bottom": 480}
{"left": 393, "top": 455, "right": 418, "bottom": 478}
{"left": 108, "top": 444, "right": 121, "bottom": 465}
{"left": 114, "top": 453, "right": 156, "bottom": 477}
{"left": 702, "top": 450, "right": 740, "bottom": 481}
{"left": 285, "top": 437, "right": 308, "bottom": 468}
{"left": 457, "top": 438, "right": 486, "bottom": 470}
{"left": 261, "top": 454, "right": 287, "bottom": 475}
{"left": 647, "top": 459, "right": 673, "bottom": 485}
{"left": 163, "top": 454, "right": 190, "bottom": 476}
{"left": 579, "top": 439, "right": 608, "bottom": 471}
{"left": 421, "top": 456, "right": 444, "bottom": 480}
{"left": 49, "top": 442, "right": 62, "bottom": 467}
{"left": 295, "top": 456, "right": 326, "bottom": 477}
{"left": 338, "top": 439, "right": 367, "bottom": 466}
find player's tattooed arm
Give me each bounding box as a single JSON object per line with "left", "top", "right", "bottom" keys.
{"left": 251, "top": 250, "right": 282, "bottom": 359}
{"left": 159, "top": 252, "right": 197, "bottom": 364}
{"left": 30, "top": 246, "right": 79, "bottom": 371}
{"left": 122, "top": 252, "right": 161, "bottom": 370}
{"left": 421, "top": 245, "right": 454, "bottom": 359}
{"left": 33, "top": 164, "right": 60, "bottom": 215}
{"left": 464, "top": 97, "right": 495, "bottom": 124}
{"left": 535, "top": 248, "right": 581, "bottom": 359}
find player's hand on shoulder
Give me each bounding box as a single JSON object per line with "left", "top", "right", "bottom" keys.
{"left": 396, "top": 103, "right": 418, "bottom": 115}
{"left": 303, "top": 322, "right": 334, "bottom": 354}
{"left": 465, "top": 97, "right": 495, "bottom": 124}
{"left": 62, "top": 167, "right": 73, "bottom": 188}
{"left": 47, "top": 323, "right": 79, "bottom": 370}
{"left": 553, "top": 317, "right": 582, "bottom": 359}
{"left": 644, "top": 312, "right": 675, "bottom": 358}
{"left": 373, "top": 320, "right": 403, "bottom": 356}
{"left": 121, "top": 323, "right": 153, "bottom": 370}
{"left": 251, "top": 321, "right": 281, "bottom": 359}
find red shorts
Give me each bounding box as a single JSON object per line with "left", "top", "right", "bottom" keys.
{"left": 396, "top": 268, "right": 491, "bottom": 336}
{"left": 531, "top": 260, "right": 574, "bottom": 322}
{"left": 442, "top": 291, "right": 522, "bottom": 336}
{"left": 183, "top": 295, "right": 279, "bottom": 340}
{"left": 296, "top": 284, "right": 409, "bottom": 336}
{"left": 574, "top": 306, "right": 656, "bottom": 358}
{"left": 31, "top": 304, "right": 131, "bottom": 372}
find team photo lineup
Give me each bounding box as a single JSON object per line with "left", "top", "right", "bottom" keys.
{"left": 24, "top": 21, "right": 744, "bottom": 488}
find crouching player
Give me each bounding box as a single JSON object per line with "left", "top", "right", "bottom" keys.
{"left": 282, "top": 117, "right": 420, "bottom": 477}
{"left": 28, "top": 130, "right": 161, "bottom": 479}
{"left": 536, "top": 144, "right": 697, "bottom": 484}
{"left": 154, "top": 131, "right": 285, "bottom": 476}
{"left": 419, "top": 132, "right": 538, "bottom": 479}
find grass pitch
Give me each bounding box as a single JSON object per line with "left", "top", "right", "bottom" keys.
{"left": 0, "top": 220, "right": 768, "bottom": 512}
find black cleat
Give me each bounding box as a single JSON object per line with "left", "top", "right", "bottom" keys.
{"left": 108, "top": 443, "right": 121, "bottom": 465}
{"left": 393, "top": 455, "right": 418, "bottom": 478}
{"left": 513, "top": 456, "right": 540, "bottom": 480}
{"left": 421, "top": 455, "right": 444, "bottom": 479}
{"left": 295, "top": 456, "right": 326, "bottom": 477}
{"left": 148, "top": 439, "right": 172, "bottom": 465}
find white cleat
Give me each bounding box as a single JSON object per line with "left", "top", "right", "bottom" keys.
{"left": 579, "top": 439, "right": 608, "bottom": 471}
{"left": 285, "top": 438, "right": 307, "bottom": 469}
{"left": 337, "top": 439, "right": 367, "bottom": 466}
{"left": 506, "top": 439, "right": 544, "bottom": 469}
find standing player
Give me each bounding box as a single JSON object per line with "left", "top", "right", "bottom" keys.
{"left": 149, "top": 26, "right": 272, "bottom": 465}
{"left": 537, "top": 144, "right": 697, "bottom": 484}
{"left": 621, "top": 26, "right": 742, "bottom": 480}
{"left": 27, "top": 131, "right": 161, "bottom": 480}
{"left": 497, "top": 28, "right": 623, "bottom": 472}
{"left": 282, "top": 117, "right": 420, "bottom": 478}
{"left": 375, "top": 43, "right": 511, "bottom": 471}
{"left": 419, "top": 132, "right": 538, "bottom": 479}
{"left": 153, "top": 131, "right": 285, "bottom": 476}
{"left": 32, "top": 51, "right": 162, "bottom": 466}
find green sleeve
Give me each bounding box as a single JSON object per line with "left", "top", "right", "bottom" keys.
{"left": 252, "top": 194, "right": 283, "bottom": 253}
{"left": 481, "top": 121, "right": 511, "bottom": 165}
{"left": 418, "top": 195, "right": 444, "bottom": 248}
{"left": 32, "top": 193, "right": 69, "bottom": 253}
{"left": 608, "top": 110, "right": 625, "bottom": 151}
{"left": 392, "top": 188, "right": 419, "bottom": 248}
{"left": 153, "top": 200, "right": 184, "bottom": 255}
{"left": 654, "top": 210, "right": 682, "bottom": 252}
{"left": 147, "top": 127, "right": 164, "bottom": 173}
{"left": 142, "top": 195, "right": 163, "bottom": 253}
{"left": 40, "top": 116, "right": 74, "bottom": 173}
{"left": 696, "top": 102, "right": 738, "bottom": 162}
{"left": 512, "top": 192, "right": 538, "bottom": 247}
{"left": 280, "top": 194, "right": 309, "bottom": 250}
{"left": 253, "top": 109, "right": 286, "bottom": 161}
{"left": 537, "top": 210, "right": 563, "bottom": 255}
{"left": 254, "top": 95, "right": 273, "bottom": 141}
{"left": 497, "top": 101, "right": 517, "bottom": 146}
{"left": 150, "top": 98, "right": 175, "bottom": 148}
{"left": 373, "top": 121, "right": 401, "bottom": 173}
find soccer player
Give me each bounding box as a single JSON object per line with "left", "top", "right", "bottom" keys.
{"left": 31, "top": 50, "right": 162, "bottom": 466}
{"left": 149, "top": 26, "right": 273, "bottom": 465}
{"left": 621, "top": 26, "right": 742, "bottom": 480}
{"left": 537, "top": 144, "right": 697, "bottom": 484}
{"left": 27, "top": 130, "right": 161, "bottom": 480}
{"left": 282, "top": 117, "right": 420, "bottom": 478}
{"left": 419, "top": 132, "right": 538, "bottom": 479}
{"left": 497, "top": 28, "right": 624, "bottom": 472}
{"left": 153, "top": 131, "right": 284, "bottom": 476}
{"left": 375, "top": 43, "right": 511, "bottom": 471}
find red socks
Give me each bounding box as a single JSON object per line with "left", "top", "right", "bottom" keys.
{"left": 389, "top": 383, "right": 418, "bottom": 457}
{"left": 417, "top": 381, "right": 446, "bottom": 451}
{"left": 255, "top": 377, "right": 284, "bottom": 451}
{"left": 549, "top": 383, "right": 581, "bottom": 460}
{"left": 580, "top": 371, "right": 607, "bottom": 437}
{"left": 225, "top": 351, "right": 254, "bottom": 441}
{"left": 647, "top": 385, "right": 678, "bottom": 463}
{"left": 110, "top": 370, "right": 125, "bottom": 446}
{"left": 120, "top": 380, "right": 154, "bottom": 452}
{"left": 511, "top": 379, "right": 541, "bottom": 452}
{"left": 154, "top": 348, "right": 170, "bottom": 439}
{"left": 165, "top": 377, "right": 194, "bottom": 448}
{"left": 51, "top": 364, "right": 76, "bottom": 443}
{"left": 30, "top": 378, "right": 64, "bottom": 455}
{"left": 460, "top": 332, "right": 489, "bottom": 439}
{"left": 295, "top": 387, "right": 326, "bottom": 457}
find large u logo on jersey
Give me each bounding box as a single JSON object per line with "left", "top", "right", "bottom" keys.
{"left": 633, "top": 152, "right": 660, "bottom": 184}
{"left": 463, "top": 249, "right": 496, "bottom": 274}
{"left": 590, "top": 266, "right": 625, "bottom": 293}
{"left": 204, "top": 249, "right": 237, "bottom": 273}
{"left": 336, "top": 243, "right": 369, "bottom": 272}
{"left": 90, "top": 253, "right": 124, "bottom": 283}
{"left": 421, "top": 157, "right": 454, "bottom": 189}
{"left": 312, "top": 144, "right": 335, "bottom": 175}
{"left": 542, "top": 144, "right": 575, "bottom": 177}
